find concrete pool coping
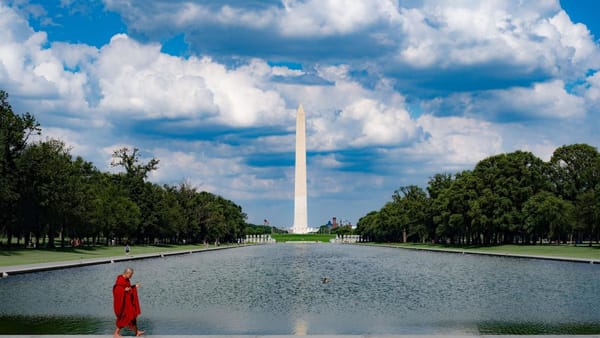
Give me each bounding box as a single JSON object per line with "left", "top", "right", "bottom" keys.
{"left": 361, "top": 243, "right": 600, "bottom": 264}
{"left": 0, "top": 245, "right": 248, "bottom": 277}
{"left": 1, "top": 335, "right": 599, "bottom": 338}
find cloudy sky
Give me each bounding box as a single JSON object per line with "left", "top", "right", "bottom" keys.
{"left": 1, "top": 0, "right": 599, "bottom": 228}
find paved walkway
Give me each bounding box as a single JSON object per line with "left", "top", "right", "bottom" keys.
{"left": 0, "top": 245, "right": 245, "bottom": 277}
{"left": 365, "top": 244, "right": 600, "bottom": 264}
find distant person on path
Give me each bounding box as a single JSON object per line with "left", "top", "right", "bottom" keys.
{"left": 113, "top": 267, "right": 144, "bottom": 337}
{"left": 125, "top": 243, "right": 130, "bottom": 255}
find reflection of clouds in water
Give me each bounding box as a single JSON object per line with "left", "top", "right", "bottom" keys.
{"left": 293, "top": 318, "right": 308, "bottom": 335}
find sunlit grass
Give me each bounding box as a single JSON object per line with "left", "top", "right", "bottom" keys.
{"left": 0, "top": 243, "right": 222, "bottom": 267}
{"left": 272, "top": 233, "right": 335, "bottom": 242}
{"left": 372, "top": 242, "right": 600, "bottom": 259}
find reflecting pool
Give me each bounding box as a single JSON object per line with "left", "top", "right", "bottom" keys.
{"left": 1, "top": 244, "right": 599, "bottom": 335}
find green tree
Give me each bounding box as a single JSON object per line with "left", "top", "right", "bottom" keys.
{"left": 431, "top": 171, "right": 479, "bottom": 244}
{"left": 93, "top": 175, "right": 139, "bottom": 244}
{"left": 111, "top": 147, "right": 160, "bottom": 243}
{"left": 550, "top": 144, "right": 600, "bottom": 244}
{"left": 360, "top": 146, "right": 599, "bottom": 246}
{"left": 356, "top": 210, "right": 380, "bottom": 242}
{"left": 17, "top": 139, "right": 73, "bottom": 248}
{"left": 157, "top": 185, "right": 185, "bottom": 243}
{"left": 175, "top": 182, "right": 203, "bottom": 242}
{"left": 106, "top": 195, "right": 141, "bottom": 241}
{"left": 473, "top": 151, "right": 550, "bottom": 244}
{"left": 111, "top": 147, "right": 160, "bottom": 181}
{"left": 427, "top": 173, "right": 453, "bottom": 200}
{"left": 317, "top": 225, "right": 331, "bottom": 234}
{"left": 393, "top": 185, "right": 429, "bottom": 242}
{"left": 574, "top": 188, "right": 600, "bottom": 245}
{"left": 0, "top": 90, "right": 40, "bottom": 245}
{"left": 550, "top": 144, "right": 600, "bottom": 201}
{"left": 332, "top": 225, "right": 352, "bottom": 236}
{"left": 523, "top": 192, "right": 574, "bottom": 244}
{"left": 58, "top": 156, "right": 97, "bottom": 247}
{"left": 378, "top": 201, "right": 405, "bottom": 242}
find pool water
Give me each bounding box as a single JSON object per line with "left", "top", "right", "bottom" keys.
{"left": 1, "top": 244, "right": 599, "bottom": 335}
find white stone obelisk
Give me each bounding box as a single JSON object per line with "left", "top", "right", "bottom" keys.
{"left": 292, "top": 104, "right": 309, "bottom": 234}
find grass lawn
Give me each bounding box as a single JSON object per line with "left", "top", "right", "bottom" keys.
{"left": 374, "top": 243, "right": 600, "bottom": 259}
{"left": 0, "top": 244, "right": 219, "bottom": 267}
{"left": 272, "top": 233, "right": 335, "bottom": 243}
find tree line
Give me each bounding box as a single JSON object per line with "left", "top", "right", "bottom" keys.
{"left": 357, "top": 145, "right": 600, "bottom": 245}
{"left": 0, "top": 90, "right": 247, "bottom": 248}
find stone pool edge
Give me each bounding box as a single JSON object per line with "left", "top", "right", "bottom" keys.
{"left": 1, "top": 335, "right": 599, "bottom": 338}
{"left": 356, "top": 243, "right": 600, "bottom": 264}
{"left": 0, "top": 244, "right": 253, "bottom": 277}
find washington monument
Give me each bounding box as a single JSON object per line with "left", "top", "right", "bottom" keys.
{"left": 292, "top": 104, "right": 309, "bottom": 234}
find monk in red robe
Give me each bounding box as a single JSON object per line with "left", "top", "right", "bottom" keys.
{"left": 113, "top": 267, "right": 144, "bottom": 337}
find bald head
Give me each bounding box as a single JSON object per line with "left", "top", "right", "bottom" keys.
{"left": 123, "top": 267, "right": 134, "bottom": 279}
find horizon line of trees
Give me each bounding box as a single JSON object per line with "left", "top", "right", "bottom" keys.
{"left": 1, "top": 90, "right": 247, "bottom": 248}
{"left": 357, "top": 145, "right": 600, "bottom": 246}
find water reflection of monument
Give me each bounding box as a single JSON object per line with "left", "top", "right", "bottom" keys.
{"left": 293, "top": 318, "right": 308, "bottom": 335}
{"left": 292, "top": 105, "right": 310, "bottom": 234}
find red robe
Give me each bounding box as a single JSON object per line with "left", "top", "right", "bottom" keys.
{"left": 113, "top": 275, "right": 141, "bottom": 329}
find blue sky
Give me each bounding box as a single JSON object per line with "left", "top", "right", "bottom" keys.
{"left": 1, "top": 0, "right": 599, "bottom": 228}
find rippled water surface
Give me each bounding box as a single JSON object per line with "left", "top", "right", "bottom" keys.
{"left": 1, "top": 244, "right": 599, "bottom": 334}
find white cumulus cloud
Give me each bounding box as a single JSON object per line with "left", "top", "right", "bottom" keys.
{"left": 411, "top": 114, "right": 503, "bottom": 168}
{"left": 2, "top": 1, "right": 600, "bottom": 227}
{"left": 95, "top": 35, "right": 289, "bottom": 126}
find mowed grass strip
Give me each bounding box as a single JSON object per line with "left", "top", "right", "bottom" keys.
{"left": 0, "top": 244, "right": 217, "bottom": 267}
{"left": 374, "top": 243, "right": 600, "bottom": 259}
{"left": 272, "top": 233, "right": 335, "bottom": 243}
